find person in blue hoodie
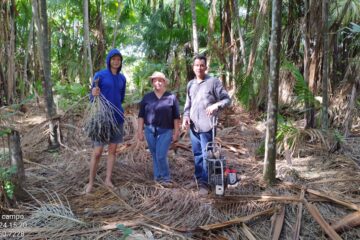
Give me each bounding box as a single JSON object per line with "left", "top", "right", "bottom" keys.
{"left": 86, "top": 49, "right": 126, "bottom": 194}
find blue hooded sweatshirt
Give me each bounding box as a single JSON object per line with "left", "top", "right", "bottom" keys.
{"left": 91, "top": 49, "right": 126, "bottom": 124}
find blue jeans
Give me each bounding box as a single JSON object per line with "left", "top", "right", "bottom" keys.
{"left": 190, "top": 126, "right": 213, "bottom": 185}
{"left": 144, "top": 125, "right": 173, "bottom": 182}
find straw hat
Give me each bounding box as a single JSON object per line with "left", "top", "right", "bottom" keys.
{"left": 149, "top": 71, "right": 169, "bottom": 83}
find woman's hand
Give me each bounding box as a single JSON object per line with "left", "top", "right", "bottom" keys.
{"left": 172, "top": 129, "right": 179, "bottom": 142}
{"left": 137, "top": 130, "right": 144, "bottom": 141}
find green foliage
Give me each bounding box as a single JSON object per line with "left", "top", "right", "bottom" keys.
{"left": 236, "top": 75, "right": 252, "bottom": 109}
{"left": 0, "top": 128, "right": 11, "bottom": 138}
{"left": 256, "top": 141, "right": 265, "bottom": 157}
{"left": 276, "top": 116, "right": 300, "bottom": 154}
{"left": 331, "top": 1, "right": 360, "bottom": 26}
{"left": 34, "top": 80, "right": 44, "bottom": 96}
{"left": 0, "top": 95, "right": 34, "bottom": 121}
{"left": 333, "top": 129, "right": 344, "bottom": 143}
{"left": 282, "top": 61, "right": 317, "bottom": 106}
{"left": 3, "top": 180, "right": 15, "bottom": 200}
{"left": 116, "top": 224, "right": 133, "bottom": 240}
{"left": 53, "top": 82, "right": 88, "bottom": 110}
{"left": 349, "top": 22, "right": 360, "bottom": 33}
{"left": 0, "top": 151, "right": 17, "bottom": 200}
{"left": 129, "top": 61, "right": 167, "bottom": 101}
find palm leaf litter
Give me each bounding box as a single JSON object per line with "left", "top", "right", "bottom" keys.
{"left": 1, "top": 100, "right": 360, "bottom": 239}
{"left": 83, "top": 79, "right": 125, "bottom": 142}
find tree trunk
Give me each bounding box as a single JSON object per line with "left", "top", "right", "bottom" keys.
{"left": 321, "top": 0, "right": 329, "bottom": 130}
{"left": 112, "top": 0, "right": 122, "bottom": 48}
{"left": 222, "top": 0, "right": 232, "bottom": 88}
{"left": 232, "top": 0, "right": 246, "bottom": 67}
{"left": 207, "top": 0, "right": 217, "bottom": 69}
{"left": 83, "top": 0, "right": 93, "bottom": 83}
{"left": 6, "top": 0, "right": 16, "bottom": 104}
{"left": 302, "top": 0, "right": 314, "bottom": 128}
{"left": 343, "top": 64, "right": 360, "bottom": 137}
{"left": 33, "top": 0, "right": 60, "bottom": 149}
{"left": 23, "top": 17, "right": 36, "bottom": 100}
{"left": 93, "top": 1, "right": 106, "bottom": 73}
{"left": 286, "top": 0, "right": 301, "bottom": 61}
{"left": 246, "top": 0, "right": 269, "bottom": 76}
{"left": 246, "top": 0, "right": 269, "bottom": 109}
{"left": 244, "top": 0, "right": 253, "bottom": 31}
{"left": 8, "top": 130, "right": 26, "bottom": 199}
{"left": 263, "top": 0, "right": 282, "bottom": 185}
{"left": 190, "top": 0, "right": 199, "bottom": 54}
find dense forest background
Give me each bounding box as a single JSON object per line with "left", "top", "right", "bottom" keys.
{"left": 1, "top": 0, "right": 358, "bottom": 114}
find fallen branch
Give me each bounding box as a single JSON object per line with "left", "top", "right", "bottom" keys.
{"left": 271, "top": 205, "right": 285, "bottom": 240}
{"left": 199, "top": 207, "right": 275, "bottom": 231}
{"left": 292, "top": 189, "right": 305, "bottom": 240}
{"left": 332, "top": 211, "right": 360, "bottom": 233}
{"left": 215, "top": 195, "right": 301, "bottom": 203}
{"left": 303, "top": 199, "right": 342, "bottom": 240}
{"left": 242, "top": 223, "right": 257, "bottom": 240}
{"left": 23, "top": 158, "right": 63, "bottom": 175}
{"left": 284, "top": 182, "right": 360, "bottom": 211}
{"left": 308, "top": 178, "right": 360, "bottom": 185}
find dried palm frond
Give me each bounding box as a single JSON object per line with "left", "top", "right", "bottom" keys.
{"left": 83, "top": 92, "right": 125, "bottom": 142}
{"left": 277, "top": 122, "right": 331, "bottom": 157}
{"left": 19, "top": 189, "right": 86, "bottom": 239}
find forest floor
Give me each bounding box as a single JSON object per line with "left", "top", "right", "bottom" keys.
{"left": 1, "top": 99, "right": 360, "bottom": 239}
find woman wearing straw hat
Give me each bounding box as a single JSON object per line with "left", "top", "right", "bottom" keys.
{"left": 137, "top": 71, "right": 180, "bottom": 184}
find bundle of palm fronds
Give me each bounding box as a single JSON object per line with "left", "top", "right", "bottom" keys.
{"left": 83, "top": 83, "right": 125, "bottom": 142}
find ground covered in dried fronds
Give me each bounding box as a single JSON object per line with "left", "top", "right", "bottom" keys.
{"left": 1, "top": 100, "right": 360, "bottom": 239}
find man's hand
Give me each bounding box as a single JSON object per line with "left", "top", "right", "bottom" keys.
{"left": 92, "top": 87, "right": 100, "bottom": 96}
{"left": 206, "top": 103, "right": 219, "bottom": 116}
{"left": 182, "top": 117, "right": 190, "bottom": 131}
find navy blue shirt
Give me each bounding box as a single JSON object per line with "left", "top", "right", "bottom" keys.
{"left": 138, "top": 91, "right": 180, "bottom": 129}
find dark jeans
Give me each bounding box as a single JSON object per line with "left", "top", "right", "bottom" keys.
{"left": 190, "top": 126, "right": 213, "bottom": 185}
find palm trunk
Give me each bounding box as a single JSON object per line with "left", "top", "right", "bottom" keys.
{"left": 321, "top": 0, "right": 329, "bottom": 130}
{"left": 83, "top": 0, "right": 93, "bottom": 83}
{"left": 232, "top": 0, "right": 246, "bottom": 67}
{"left": 246, "top": 0, "right": 269, "bottom": 109}
{"left": 264, "top": 0, "right": 282, "bottom": 185}
{"left": 7, "top": 0, "right": 16, "bottom": 104}
{"left": 93, "top": 1, "right": 106, "bottom": 73}
{"left": 190, "top": 0, "right": 199, "bottom": 54}
{"left": 9, "top": 129, "right": 26, "bottom": 199}
{"left": 112, "top": 0, "right": 122, "bottom": 48}
{"left": 207, "top": 0, "right": 217, "bottom": 69}
{"left": 33, "top": 0, "right": 60, "bottom": 149}
{"left": 246, "top": 0, "right": 269, "bottom": 76}
{"left": 302, "top": 0, "right": 313, "bottom": 129}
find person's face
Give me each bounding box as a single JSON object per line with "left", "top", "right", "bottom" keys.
{"left": 110, "top": 55, "right": 122, "bottom": 70}
{"left": 193, "top": 59, "right": 207, "bottom": 79}
{"left": 151, "top": 77, "right": 166, "bottom": 91}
